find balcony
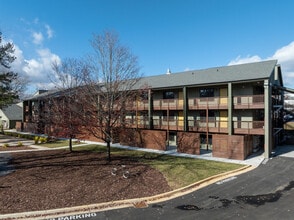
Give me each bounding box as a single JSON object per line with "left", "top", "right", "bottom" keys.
{"left": 188, "top": 119, "right": 228, "bottom": 133}
{"left": 153, "top": 99, "right": 184, "bottom": 110}
{"left": 123, "top": 117, "right": 265, "bottom": 135}
{"left": 124, "top": 117, "right": 149, "bottom": 129}
{"left": 233, "top": 95, "right": 264, "bottom": 109}
{"left": 125, "top": 100, "right": 148, "bottom": 111}
{"left": 188, "top": 97, "right": 228, "bottom": 110}
{"left": 233, "top": 120, "right": 264, "bottom": 135}
{"left": 153, "top": 117, "right": 184, "bottom": 130}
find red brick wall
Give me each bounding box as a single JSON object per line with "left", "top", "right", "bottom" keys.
{"left": 120, "top": 128, "right": 140, "bottom": 147}
{"left": 177, "top": 132, "right": 200, "bottom": 155}
{"left": 120, "top": 129, "right": 166, "bottom": 150}
{"left": 212, "top": 134, "right": 252, "bottom": 160}
{"left": 140, "top": 130, "right": 166, "bottom": 150}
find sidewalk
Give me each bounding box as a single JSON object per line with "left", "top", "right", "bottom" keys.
{"left": 0, "top": 133, "right": 267, "bottom": 167}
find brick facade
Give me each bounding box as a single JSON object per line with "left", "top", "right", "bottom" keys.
{"left": 212, "top": 134, "right": 253, "bottom": 160}
{"left": 177, "top": 132, "right": 200, "bottom": 155}
{"left": 119, "top": 128, "right": 166, "bottom": 150}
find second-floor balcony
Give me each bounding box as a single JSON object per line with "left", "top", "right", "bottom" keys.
{"left": 124, "top": 117, "right": 265, "bottom": 135}
{"left": 233, "top": 95, "right": 264, "bottom": 109}
{"left": 233, "top": 120, "right": 264, "bottom": 135}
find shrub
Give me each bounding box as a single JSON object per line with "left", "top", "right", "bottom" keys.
{"left": 34, "top": 136, "right": 40, "bottom": 144}
{"left": 3, "top": 143, "right": 9, "bottom": 148}
{"left": 17, "top": 141, "right": 23, "bottom": 147}
{"left": 39, "top": 137, "right": 48, "bottom": 144}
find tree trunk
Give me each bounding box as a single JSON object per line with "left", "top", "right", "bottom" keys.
{"left": 69, "top": 137, "right": 73, "bottom": 152}
{"left": 107, "top": 140, "right": 111, "bottom": 161}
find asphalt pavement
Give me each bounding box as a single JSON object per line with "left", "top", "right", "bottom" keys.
{"left": 88, "top": 155, "right": 294, "bottom": 220}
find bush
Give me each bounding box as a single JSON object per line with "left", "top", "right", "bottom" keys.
{"left": 34, "top": 136, "right": 40, "bottom": 144}
{"left": 17, "top": 141, "right": 23, "bottom": 147}
{"left": 39, "top": 137, "right": 48, "bottom": 144}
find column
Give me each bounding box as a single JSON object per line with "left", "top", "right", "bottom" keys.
{"left": 264, "top": 79, "right": 272, "bottom": 159}
{"left": 228, "top": 83, "right": 233, "bottom": 135}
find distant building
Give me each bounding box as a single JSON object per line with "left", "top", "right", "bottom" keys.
{"left": 22, "top": 60, "right": 284, "bottom": 160}
{"left": 0, "top": 103, "right": 23, "bottom": 129}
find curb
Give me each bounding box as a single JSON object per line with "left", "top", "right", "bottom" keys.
{"left": 0, "top": 165, "right": 254, "bottom": 220}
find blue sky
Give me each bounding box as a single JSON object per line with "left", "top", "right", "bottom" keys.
{"left": 1, "top": 0, "right": 294, "bottom": 93}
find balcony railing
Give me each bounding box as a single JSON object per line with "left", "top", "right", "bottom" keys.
{"left": 123, "top": 117, "right": 264, "bottom": 135}
{"left": 125, "top": 100, "right": 148, "bottom": 111}
{"left": 123, "top": 95, "right": 265, "bottom": 111}
{"left": 153, "top": 99, "right": 184, "bottom": 110}
{"left": 188, "top": 119, "right": 228, "bottom": 133}
{"left": 233, "top": 120, "right": 264, "bottom": 135}
{"left": 124, "top": 117, "right": 149, "bottom": 129}
{"left": 188, "top": 96, "right": 228, "bottom": 110}
{"left": 153, "top": 116, "right": 184, "bottom": 130}
{"left": 233, "top": 95, "right": 264, "bottom": 109}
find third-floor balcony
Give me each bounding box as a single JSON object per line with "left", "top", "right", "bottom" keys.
{"left": 125, "top": 100, "right": 149, "bottom": 111}
{"left": 188, "top": 97, "right": 228, "bottom": 110}
{"left": 153, "top": 99, "right": 184, "bottom": 110}
{"left": 124, "top": 94, "right": 265, "bottom": 111}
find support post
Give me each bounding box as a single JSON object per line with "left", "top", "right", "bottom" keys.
{"left": 228, "top": 83, "right": 233, "bottom": 135}
{"left": 264, "top": 79, "right": 272, "bottom": 159}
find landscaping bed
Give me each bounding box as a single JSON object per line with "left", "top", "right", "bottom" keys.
{"left": 0, "top": 149, "right": 172, "bottom": 214}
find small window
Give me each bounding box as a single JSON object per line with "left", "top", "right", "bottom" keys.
{"left": 200, "top": 88, "right": 214, "bottom": 97}
{"left": 163, "top": 91, "right": 175, "bottom": 99}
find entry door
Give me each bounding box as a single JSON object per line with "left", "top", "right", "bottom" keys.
{"left": 178, "top": 91, "right": 184, "bottom": 107}
{"left": 220, "top": 88, "right": 228, "bottom": 104}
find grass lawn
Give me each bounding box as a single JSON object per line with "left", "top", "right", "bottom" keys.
{"left": 37, "top": 139, "right": 82, "bottom": 148}
{"left": 74, "top": 144, "right": 244, "bottom": 189}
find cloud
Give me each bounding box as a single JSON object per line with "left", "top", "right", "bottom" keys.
{"left": 228, "top": 41, "right": 294, "bottom": 88}
{"left": 22, "top": 48, "right": 61, "bottom": 81}
{"left": 10, "top": 44, "right": 61, "bottom": 93}
{"left": 32, "top": 32, "right": 44, "bottom": 45}
{"left": 228, "top": 55, "right": 262, "bottom": 65}
{"left": 45, "top": 24, "right": 53, "bottom": 39}
{"left": 272, "top": 42, "right": 294, "bottom": 71}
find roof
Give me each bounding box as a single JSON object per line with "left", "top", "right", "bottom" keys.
{"left": 26, "top": 60, "right": 279, "bottom": 100}
{"left": 135, "top": 60, "right": 278, "bottom": 89}
{"left": 1, "top": 104, "right": 22, "bottom": 120}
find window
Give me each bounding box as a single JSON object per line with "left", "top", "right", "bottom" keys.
{"left": 163, "top": 91, "right": 175, "bottom": 99}
{"left": 200, "top": 88, "right": 214, "bottom": 97}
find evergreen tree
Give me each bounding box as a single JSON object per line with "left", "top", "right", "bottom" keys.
{"left": 0, "top": 32, "right": 18, "bottom": 108}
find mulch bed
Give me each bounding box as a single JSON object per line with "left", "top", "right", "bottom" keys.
{"left": 0, "top": 149, "right": 172, "bottom": 214}
{"left": 0, "top": 146, "right": 33, "bottom": 151}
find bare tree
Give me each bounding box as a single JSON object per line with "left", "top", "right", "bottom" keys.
{"left": 82, "top": 31, "right": 143, "bottom": 161}
{"left": 47, "top": 58, "right": 89, "bottom": 151}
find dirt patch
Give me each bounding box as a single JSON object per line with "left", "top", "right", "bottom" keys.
{"left": 0, "top": 149, "right": 172, "bottom": 214}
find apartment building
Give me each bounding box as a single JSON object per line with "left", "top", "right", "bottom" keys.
{"left": 22, "top": 60, "right": 284, "bottom": 160}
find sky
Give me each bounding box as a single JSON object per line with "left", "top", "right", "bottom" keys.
{"left": 1, "top": 0, "right": 294, "bottom": 94}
